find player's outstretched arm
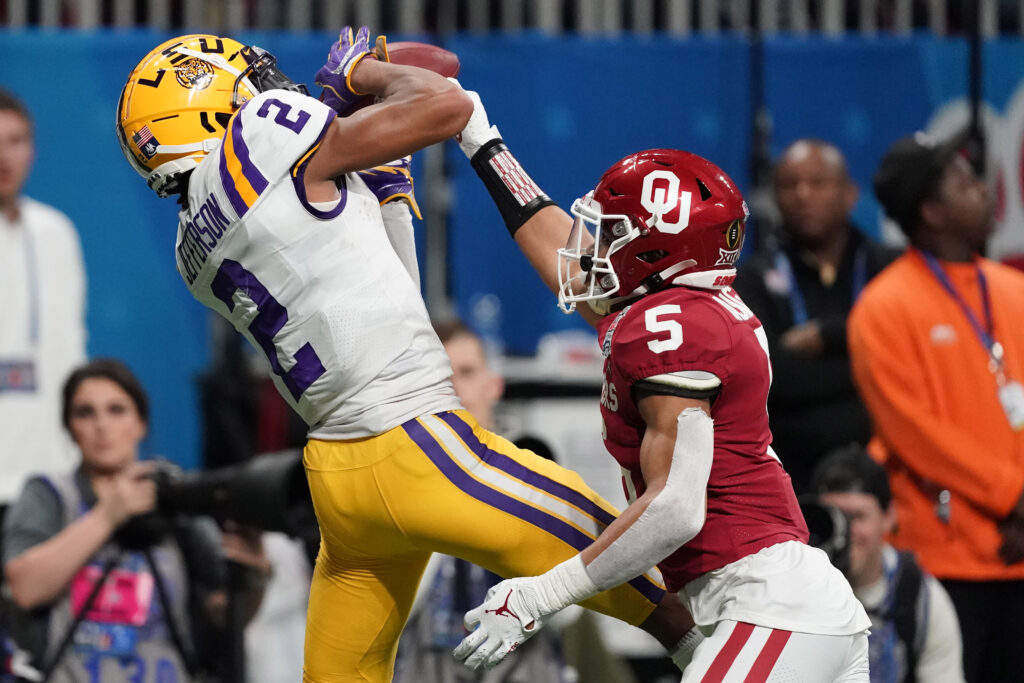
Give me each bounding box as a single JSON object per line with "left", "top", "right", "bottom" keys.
{"left": 454, "top": 395, "right": 712, "bottom": 671}
{"left": 304, "top": 30, "right": 471, "bottom": 190}
{"left": 454, "top": 87, "right": 603, "bottom": 326}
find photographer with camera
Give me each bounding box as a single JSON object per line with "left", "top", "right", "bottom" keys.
{"left": 2, "top": 358, "right": 268, "bottom": 682}
{"left": 810, "top": 444, "right": 964, "bottom": 683}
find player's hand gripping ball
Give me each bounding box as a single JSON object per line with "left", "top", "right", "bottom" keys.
{"left": 315, "top": 25, "right": 378, "bottom": 115}
{"left": 316, "top": 29, "right": 461, "bottom": 115}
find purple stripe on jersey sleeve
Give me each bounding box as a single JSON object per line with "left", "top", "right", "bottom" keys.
{"left": 218, "top": 144, "right": 249, "bottom": 217}
{"left": 403, "top": 414, "right": 665, "bottom": 605}
{"left": 291, "top": 111, "right": 347, "bottom": 220}
{"left": 439, "top": 412, "right": 618, "bottom": 527}
{"left": 231, "top": 107, "right": 269, "bottom": 195}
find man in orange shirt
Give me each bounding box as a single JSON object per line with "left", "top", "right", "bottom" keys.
{"left": 848, "top": 132, "right": 1024, "bottom": 682}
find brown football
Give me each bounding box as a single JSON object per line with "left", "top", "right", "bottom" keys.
{"left": 386, "top": 41, "right": 461, "bottom": 78}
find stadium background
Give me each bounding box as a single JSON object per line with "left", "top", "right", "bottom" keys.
{"left": 2, "top": 0, "right": 1024, "bottom": 470}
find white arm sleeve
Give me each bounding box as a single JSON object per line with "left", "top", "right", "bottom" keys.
{"left": 585, "top": 407, "right": 714, "bottom": 591}
{"left": 379, "top": 201, "right": 420, "bottom": 289}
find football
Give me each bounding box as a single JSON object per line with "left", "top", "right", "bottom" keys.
{"left": 386, "top": 41, "right": 461, "bottom": 78}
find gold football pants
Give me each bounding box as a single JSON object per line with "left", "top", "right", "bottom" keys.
{"left": 302, "top": 410, "right": 664, "bottom": 682}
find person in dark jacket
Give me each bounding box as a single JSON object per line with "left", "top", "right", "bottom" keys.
{"left": 734, "top": 139, "right": 901, "bottom": 494}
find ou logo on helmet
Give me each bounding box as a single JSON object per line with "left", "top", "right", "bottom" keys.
{"left": 641, "top": 170, "right": 692, "bottom": 234}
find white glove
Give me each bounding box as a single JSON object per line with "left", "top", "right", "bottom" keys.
{"left": 453, "top": 577, "right": 552, "bottom": 670}
{"left": 453, "top": 556, "right": 598, "bottom": 671}
{"left": 449, "top": 79, "right": 502, "bottom": 160}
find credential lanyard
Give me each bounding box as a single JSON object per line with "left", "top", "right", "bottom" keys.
{"left": 774, "top": 246, "right": 868, "bottom": 326}
{"left": 919, "top": 250, "right": 1004, "bottom": 376}
{"left": 23, "top": 224, "right": 41, "bottom": 344}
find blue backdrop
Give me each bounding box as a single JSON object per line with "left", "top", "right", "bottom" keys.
{"left": 1, "top": 29, "right": 1021, "bottom": 468}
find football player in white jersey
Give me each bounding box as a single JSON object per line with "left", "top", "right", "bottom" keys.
{"left": 116, "top": 27, "right": 695, "bottom": 682}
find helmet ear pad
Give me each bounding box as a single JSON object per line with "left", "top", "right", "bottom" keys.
{"left": 116, "top": 35, "right": 260, "bottom": 197}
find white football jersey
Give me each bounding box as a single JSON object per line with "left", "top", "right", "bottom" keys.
{"left": 174, "top": 89, "right": 459, "bottom": 438}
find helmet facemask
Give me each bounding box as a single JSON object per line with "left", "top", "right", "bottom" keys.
{"left": 557, "top": 192, "right": 640, "bottom": 313}
{"left": 235, "top": 46, "right": 309, "bottom": 107}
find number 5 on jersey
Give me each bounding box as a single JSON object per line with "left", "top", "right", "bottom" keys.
{"left": 645, "top": 305, "right": 684, "bottom": 353}
{"left": 644, "top": 301, "right": 772, "bottom": 382}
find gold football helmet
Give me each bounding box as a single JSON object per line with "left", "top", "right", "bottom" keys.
{"left": 117, "top": 35, "right": 307, "bottom": 197}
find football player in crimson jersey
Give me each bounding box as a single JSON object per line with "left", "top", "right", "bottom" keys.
{"left": 450, "top": 90, "right": 871, "bottom": 681}
{"left": 116, "top": 27, "right": 696, "bottom": 683}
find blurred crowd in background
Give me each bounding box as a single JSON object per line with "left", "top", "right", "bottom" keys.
{"left": 4, "top": 2, "right": 1024, "bottom": 681}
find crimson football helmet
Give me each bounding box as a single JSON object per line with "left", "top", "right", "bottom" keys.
{"left": 557, "top": 149, "right": 748, "bottom": 314}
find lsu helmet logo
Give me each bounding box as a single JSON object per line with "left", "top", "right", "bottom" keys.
{"left": 174, "top": 57, "right": 215, "bottom": 90}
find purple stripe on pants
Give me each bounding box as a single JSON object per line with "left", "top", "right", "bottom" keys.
{"left": 439, "top": 411, "right": 618, "bottom": 527}
{"left": 403, "top": 415, "right": 665, "bottom": 605}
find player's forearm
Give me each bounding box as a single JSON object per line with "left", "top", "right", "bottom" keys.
{"left": 528, "top": 491, "right": 700, "bottom": 619}
{"left": 350, "top": 58, "right": 445, "bottom": 100}
{"left": 512, "top": 205, "right": 606, "bottom": 328}
{"left": 511, "top": 204, "right": 572, "bottom": 294}
{"left": 581, "top": 485, "right": 695, "bottom": 590}
{"left": 353, "top": 60, "right": 472, "bottom": 141}
{"left": 534, "top": 408, "right": 713, "bottom": 614}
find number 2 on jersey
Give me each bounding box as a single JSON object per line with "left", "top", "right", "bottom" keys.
{"left": 211, "top": 259, "right": 325, "bottom": 400}
{"left": 255, "top": 97, "right": 310, "bottom": 133}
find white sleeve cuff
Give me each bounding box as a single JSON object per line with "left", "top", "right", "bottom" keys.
{"left": 535, "top": 555, "right": 600, "bottom": 615}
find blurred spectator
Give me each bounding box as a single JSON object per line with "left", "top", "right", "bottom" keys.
{"left": 734, "top": 139, "right": 900, "bottom": 493}
{"left": 811, "top": 444, "right": 965, "bottom": 683}
{"left": 433, "top": 319, "right": 505, "bottom": 432}
{"left": 2, "top": 359, "right": 267, "bottom": 682}
{"left": 0, "top": 87, "right": 86, "bottom": 522}
{"left": 849, "top": 131, "right": 1024, "bottom": 682}
{"left": 198, "top": 326, "right": 314, "bottom": 683}
{"left": 243, "top": 531, "right": 310, "bottom": 683}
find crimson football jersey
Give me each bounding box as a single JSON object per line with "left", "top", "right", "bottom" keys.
{"left": 597, "top": 285, "right": 808, "bottom": 591}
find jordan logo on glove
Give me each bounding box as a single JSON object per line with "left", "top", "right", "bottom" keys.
{"left": 485, "top": 589, "right": 519, "bottom": 621}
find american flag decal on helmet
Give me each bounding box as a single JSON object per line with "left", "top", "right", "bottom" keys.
{"left": 132, "top": 125, "right": 160, "bottom": 160}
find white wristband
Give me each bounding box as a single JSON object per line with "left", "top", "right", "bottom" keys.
{"left": 534, "top": 555, "right": 599, "bottom": 615}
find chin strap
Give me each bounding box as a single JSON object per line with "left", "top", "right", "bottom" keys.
{"left": 590, "top": 259, "right": 698, "bottom": 314}
{"left": 156, "top": 138, "right": 222, "bottom": 155}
